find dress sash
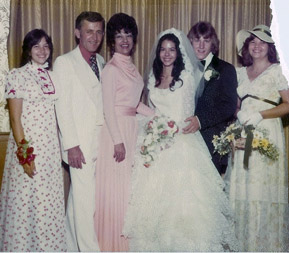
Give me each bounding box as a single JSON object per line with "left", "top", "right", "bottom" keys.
{"left": 241, "top": 94, "right": 278, "bottom": 106}
{"left": 115, "top": 106, "right": 136, "bottom": 116}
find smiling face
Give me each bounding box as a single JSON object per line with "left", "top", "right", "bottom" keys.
{"left": 75, "top": 20, "right": 104, "bottom": 53}
{"left": 114, "top": 29, "right": 134, "bottom": 56}
{"left": 248, "top": 36, "right": 269, "bottom": 60}
{"left": 159, "top": 39, "right": 177, "bottom": 67}
{"left": 191, "top": 36, "right": 212, "bottom": 60}
{"left": 30, "top": 37, "right": 50, "bottom": 66}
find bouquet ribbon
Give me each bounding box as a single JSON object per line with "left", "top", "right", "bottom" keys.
{"left": 243, "top": 125, "right": 255, "bottom": 169}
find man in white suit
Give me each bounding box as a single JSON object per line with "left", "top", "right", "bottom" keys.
{"left": 54, "top": 11, "right": 105, "bottom": 251}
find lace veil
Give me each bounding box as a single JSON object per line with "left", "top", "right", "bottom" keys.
{"left": 144, "top": 28, "right": 204, "bottom": 103}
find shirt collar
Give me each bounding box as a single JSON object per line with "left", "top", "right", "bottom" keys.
{"left": 79, "top": 44, "right": 96, "bottom": 64}
{"left": 203, "top": 52, "right": 214, "bottom": 70}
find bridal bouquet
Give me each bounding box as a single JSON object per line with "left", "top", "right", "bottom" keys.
{"left": 212, "top": 123, "right": 279, "bottom": 168}
{"left": 140, "top": 115, "right": 179, "bottom": 168}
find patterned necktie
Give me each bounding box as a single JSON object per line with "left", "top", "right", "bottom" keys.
{"left": 89, "top": 55, "right": 100, "bottom": 80}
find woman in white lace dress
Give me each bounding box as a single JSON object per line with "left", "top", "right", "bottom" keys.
{"left": 225, "top": 25, "right": 289, "bottom": 251}
{"left": 123, "top": 28, "right": 238, "bottom": 252}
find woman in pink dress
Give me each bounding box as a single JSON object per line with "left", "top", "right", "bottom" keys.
{"left": 94, "top": 13, "right": 154, "bottom": 251}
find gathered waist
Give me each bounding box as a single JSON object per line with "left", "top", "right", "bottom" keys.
{"left": 115, "top": 106, "right": 136, "bottom": 116}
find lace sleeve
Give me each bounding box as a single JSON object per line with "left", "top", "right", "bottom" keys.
{"left": 181, "top": 70, "right": 197, "bottom": 119}
{"left": 275, "top": 64, "right": 289, "bottom": 91}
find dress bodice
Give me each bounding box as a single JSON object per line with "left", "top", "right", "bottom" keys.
{"left": 148, "top": 70, "right": 196, "bottom": 128}
{"left": 237, "top": 64, "right": 288, "bottom": 114}
{"left": 102, "top": 52, "right": 144, "bottom": 109}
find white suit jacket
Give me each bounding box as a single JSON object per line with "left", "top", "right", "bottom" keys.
{"left": 54, "top": 46, "right": 105, "bottom": 163}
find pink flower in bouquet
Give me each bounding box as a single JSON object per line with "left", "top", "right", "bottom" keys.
{"left": 168, "top": 121, "right": 175, "bottom": 128}
{"left": 147, "top": 120, "right": 153, "bottom": 129}
{"left": 161, "top": 130, "right": 168, "bottom": 136}
{"left": 144, "top": 163, "right": 150, "bottom": 168}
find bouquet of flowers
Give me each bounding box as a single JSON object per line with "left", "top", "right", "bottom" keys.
{"left": 212, "top": 123, "right": 279, "bottom": 168}
{"left": 140, "top": 115, "right": 179, "bottom": 168}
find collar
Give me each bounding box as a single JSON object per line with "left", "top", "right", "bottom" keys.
{"left": 79, "top": 44, "right": 96, "bottom": 64}
{"left": 203, "top": 52, "right": 214, "bottom": 70}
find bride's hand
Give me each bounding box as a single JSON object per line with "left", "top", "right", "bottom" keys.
{"left": 183, "top": 116, "right": 200, "bottom": 134}
{"left": 114, "top": 143, "right": 126, "bottom": 163}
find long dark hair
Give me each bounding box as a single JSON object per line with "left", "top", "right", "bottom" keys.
{"left": 106, "top": 13, "right": 138, "bottom": 56}
{"left": 20, "top": 29, "right": 53, "bottom": 70}
{"left": 240, "top": 34, "right": 279, "bottom": 66}
{"left": 153, "top": 33, "right": 185, "bottom": 91}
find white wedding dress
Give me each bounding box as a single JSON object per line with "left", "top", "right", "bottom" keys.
{"left": 123, "top": 69, "right": 239, "bottom": 251}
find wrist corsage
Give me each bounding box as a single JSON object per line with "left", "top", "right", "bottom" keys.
{"left": 204, "top": 66, "right": 220, "bottom": 81}
{"left": 16, "top": 138, "right": 36, "bottom": 165}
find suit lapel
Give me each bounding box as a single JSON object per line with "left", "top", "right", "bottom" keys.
{"left": 203, "top": 56, "right": 219, "bottom": 88}
{"left": 209, "top": 55, "right": 219, "bottom": 71}
{"left": 71, "top": 47, "right": 102, "bottom": 104}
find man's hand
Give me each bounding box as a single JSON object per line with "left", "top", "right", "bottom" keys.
{"left": 114, "top": 143, "right": 126, "bottom": 163}
{"left": 183, "top": 116, "right": 200, "bottom": 134}
{"left": 68, "top": 146, "right": 86, "bottom": 169}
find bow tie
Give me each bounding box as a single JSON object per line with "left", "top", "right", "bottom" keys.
{"left": 200, "top": 60, "right": 206, "bottom": 66}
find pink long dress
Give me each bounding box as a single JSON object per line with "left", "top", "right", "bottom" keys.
{"left": 94, "top": 52, "right": 153, "bottom": 251}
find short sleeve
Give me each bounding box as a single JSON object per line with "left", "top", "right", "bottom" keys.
{"left": 236, "top": 67, "right": 246, "bottom": 87}
{"left": 275, "top": 65, "right": 288, "bottom": 91}
{"left": 5, "top": 68, "right": 26, "bottom": 99}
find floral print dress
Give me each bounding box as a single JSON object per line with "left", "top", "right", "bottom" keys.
{"left": 0, "top": 63, "right": 66, "bottom": 251}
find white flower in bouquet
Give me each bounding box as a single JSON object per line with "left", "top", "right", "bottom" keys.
{"left": 144, "top": 154, "right": 153, "bottom": 163}
{"left": 241, "top": 129, "right": 247, "bottom": 138}
{"left": 147, "top": 145, "right": 155, "bottom": 152}
{"left": 144, "top": 133, "right": 153, "bottom": 146}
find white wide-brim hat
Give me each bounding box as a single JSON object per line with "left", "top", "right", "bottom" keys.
{"left": 236, "top": 24, "right": 274, "bottom": 56}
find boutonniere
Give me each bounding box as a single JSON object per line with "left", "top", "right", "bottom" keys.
{"left": 204, "top": 66, "right": 220, "bottom": 81}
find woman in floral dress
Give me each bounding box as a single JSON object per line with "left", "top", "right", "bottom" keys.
{"left": 0, "top": 29, "right": 66, "bottom": 251}
{"left": 225, "top": 24, "right": 289, "bottom": 251}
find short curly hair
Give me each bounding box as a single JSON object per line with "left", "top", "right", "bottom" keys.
{"left": 106, "top": 13, "right": 138, "bottom": 56}
{"left": 20, "top": 29, "right": 53, "bottom": 70}
{"left": 75, "top": 11, "right": 105, "bottom": 44}
{"left": 240, "top": 35, "right": 279, "bottom": 66}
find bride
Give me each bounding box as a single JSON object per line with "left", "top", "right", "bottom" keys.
{"left": 123, "top": 28, "right": 238, "bottom": 252}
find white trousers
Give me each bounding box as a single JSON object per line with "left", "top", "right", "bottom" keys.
{"left": 65, "top": 158, "right": 100, "bottom": 252}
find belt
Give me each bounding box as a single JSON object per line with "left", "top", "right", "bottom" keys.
{"left": 241, "top": 94, "right": 278, "bottom": 106}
